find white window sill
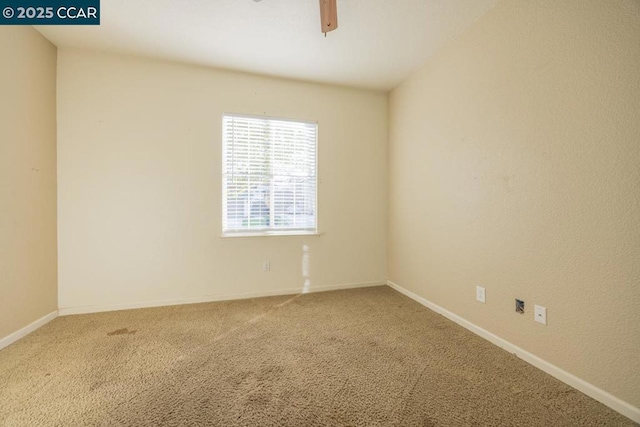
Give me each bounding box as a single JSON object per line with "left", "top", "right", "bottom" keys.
{"left": 220, "top": 231, "right": 323, "bottom": 239}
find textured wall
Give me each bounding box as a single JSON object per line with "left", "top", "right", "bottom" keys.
{"left": 389, "top": 0, "right": 640, "bottom": 408}
{"left": 0, "top": 27, "right": 58, "bottom": 339}
{"left": 57, "top": 49, "right": 387, "bottom": 311}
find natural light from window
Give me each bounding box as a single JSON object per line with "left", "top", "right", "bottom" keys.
{"left": 222, "top": 114, "right": 318, "bottom": 236}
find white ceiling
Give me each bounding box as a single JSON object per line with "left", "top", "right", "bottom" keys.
{"left": 35, "top": 0, "right": 497, "bottom": 91}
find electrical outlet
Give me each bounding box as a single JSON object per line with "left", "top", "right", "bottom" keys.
{"left": 534, "top": 305, "right": 547, "bottom": 325}
{"left": 515, "top": 299, "right": 525, "bottom": 314}
{"left": 476, "top": 286, "right": 486, "bottom": 303}
{"left": 263, "top": 261, "right": 270, "bottom": 272}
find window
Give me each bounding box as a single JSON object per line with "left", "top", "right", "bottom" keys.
{"left": 222, "top": 114, "right": 317, "bottom": 236}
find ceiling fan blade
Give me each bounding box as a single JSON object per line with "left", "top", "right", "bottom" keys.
{"left": 319, "top": 0, "right": 338, "bottom": 34}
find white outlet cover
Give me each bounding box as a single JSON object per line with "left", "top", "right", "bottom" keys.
{"left": 534, "top": 305, "right": 547, "bottom": 325}
{"left": 476, "top": 286, "right": 486, "bottom": 303}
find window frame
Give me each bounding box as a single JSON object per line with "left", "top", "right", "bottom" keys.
{"left": 221, "top": 113, "right": 319, "bottom": 238}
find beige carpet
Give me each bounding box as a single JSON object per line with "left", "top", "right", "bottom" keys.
{"left": 0, "top": 286, "right": 635, "bottom": 426}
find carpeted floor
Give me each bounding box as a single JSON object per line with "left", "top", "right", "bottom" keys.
{"left": 0, "top": 286, "right": 635, "bottom": 426}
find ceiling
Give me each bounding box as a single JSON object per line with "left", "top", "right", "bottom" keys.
{"left": 35, "top": 0, "right": 498, "bottom": 91}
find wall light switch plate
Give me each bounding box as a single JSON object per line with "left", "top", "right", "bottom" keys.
{"left": 476, "top": 286, "right": 486, "bottom": 303}
{"left": 534, "top": 305, "right": 547, "bottom": 325}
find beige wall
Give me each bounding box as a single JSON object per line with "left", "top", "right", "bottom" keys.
{"left": 0, "top": 27, "right": 58, "bottom": 339}
{"left": 389, "top": 0, "right": 640, "bottom": 409}
{"left": 57, "top": 49, "right": 387, "bottom": 311}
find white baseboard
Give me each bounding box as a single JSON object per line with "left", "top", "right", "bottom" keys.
{"left": 0, "top": 310, "right": 58, "bottom": 351}
{"left": 386, "top": 280, "right": 640, "bottom": 423}
{"left": 58, "top": 281, "right": 384, "bottom": 316}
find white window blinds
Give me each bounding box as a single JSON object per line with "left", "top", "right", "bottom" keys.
{"left": 222, "top": 114, "right": 317, "bottom": 235}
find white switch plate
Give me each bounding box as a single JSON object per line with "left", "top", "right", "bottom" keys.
{"left": 476, "top": 286, "right": 486, "bottom": 303}
{"left": 263, "top": 261, "right": 270, "bottom": 272}
{"left": 534, "top": 305, "right": 547, "bottom": 325}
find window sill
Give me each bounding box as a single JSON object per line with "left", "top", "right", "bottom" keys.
{"left": 220, "top": 231, "right": 323, "bottom": 239}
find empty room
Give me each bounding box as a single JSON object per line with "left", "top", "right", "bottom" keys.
{"left": 1, "top": 0, "right": 639, "bottom": 425}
